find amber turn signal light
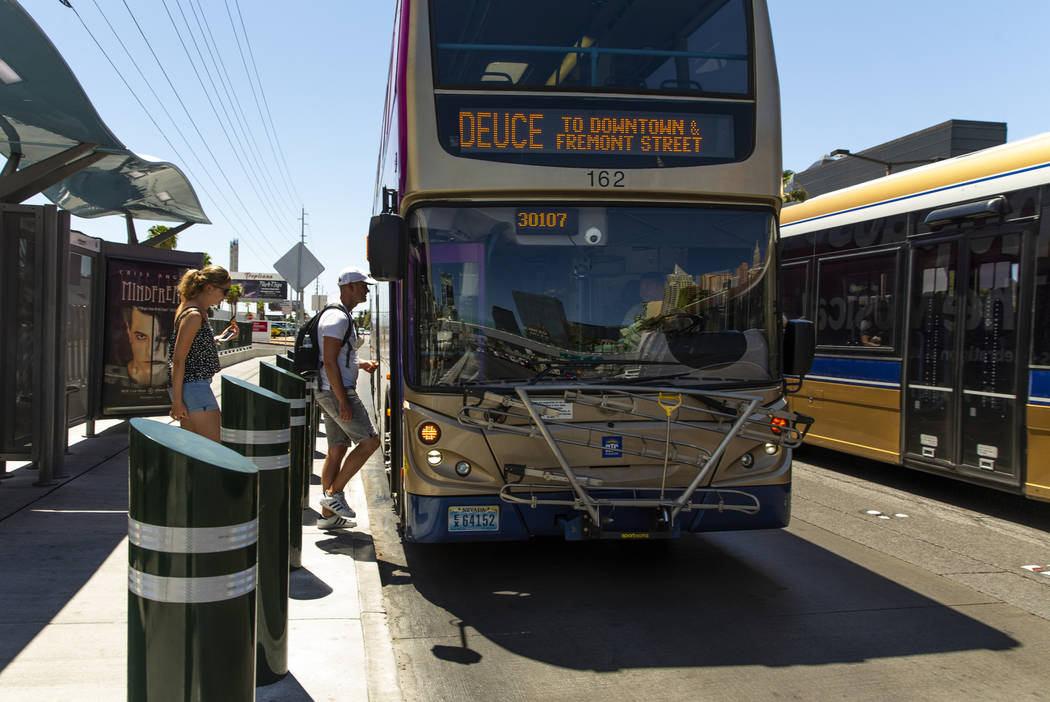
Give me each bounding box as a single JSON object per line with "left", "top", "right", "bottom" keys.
{"left": 418, "top": 422, "right": 441, "bottom": 445}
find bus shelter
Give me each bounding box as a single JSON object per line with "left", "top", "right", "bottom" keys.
{"left": 0, "top": 0, "right": 209, "bottom": 484}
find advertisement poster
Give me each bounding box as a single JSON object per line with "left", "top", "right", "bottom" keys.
{"left": 101, "top": 258, "right": 186, "bottom": 415}
{"left": 231, "top": 272, "right": 287, "bottom": 302}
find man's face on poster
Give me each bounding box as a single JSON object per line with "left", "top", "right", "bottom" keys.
{"left": 126, "top": 307, "right": 169, "bottom": 386}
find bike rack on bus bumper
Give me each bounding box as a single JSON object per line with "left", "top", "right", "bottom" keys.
{"left": 455, "top": 384, "right": 810, "bottom": 534}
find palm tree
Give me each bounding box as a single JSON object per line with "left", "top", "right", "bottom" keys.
{"left": 782, "top": 170, "right": 809, "bottom": 203}
{"left": 225, "top": 284, "right": 243, "bottom": 317}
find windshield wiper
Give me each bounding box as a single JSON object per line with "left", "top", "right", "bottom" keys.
{"left": 605, "top": 371, "right": 697, "bottom": 386}
{"left": 525, "top": 359, "right": 688, "bottom": 384}
{"left": 526, "top": 359, "right": 607, "bottom": 384}
{"left": 609, "top": 373, "right": 775, "bottom": 389}
{"left": 447, "top": 360, "right": 706, "bottom": 388}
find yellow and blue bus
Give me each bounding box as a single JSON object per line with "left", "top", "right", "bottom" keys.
{"left": 367, "top": 0, "right": 814, "bottom": 542}
{"left": 780, "top": 132, "right": 1050, "bottom": 502}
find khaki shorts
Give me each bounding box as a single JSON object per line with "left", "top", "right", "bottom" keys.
{"left": 316, "top": 388, "right": 378, "bottom": 447}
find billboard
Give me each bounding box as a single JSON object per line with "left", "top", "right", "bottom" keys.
{"left": 231, "top": 272, "right": 288, "bottom": 302}
{"left": 97, "top": 244, "right": 202, "bottom": 417}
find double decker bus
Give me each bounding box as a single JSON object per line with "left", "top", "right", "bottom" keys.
{"left": 780, "top": 132, "right": 1050, "bottom": 502}
{"left": 367, "top": 0, "right": 814, "bottom": 542}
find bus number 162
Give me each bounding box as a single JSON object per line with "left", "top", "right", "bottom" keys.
{"left": 587, "top": 170, "right": 626, "bottom": 188}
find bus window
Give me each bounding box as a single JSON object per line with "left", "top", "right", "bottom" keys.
{"left": 780, "top": 230, "right": 814, "bottom": 261}
{"left": 430, "top": 0, "right": 751, "bottom": 96}
{"left": 816, "top": 251, "right": 897, "bottom": 349}
{"left": 814, "top": 215, "right": 907, "bottom": 255}
{"left": 781, "top": 262, "right": 809, "bottom": 320}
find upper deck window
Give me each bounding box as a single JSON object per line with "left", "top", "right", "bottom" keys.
{"left": 431, "top": 0, "right": 752, "bottom": 97}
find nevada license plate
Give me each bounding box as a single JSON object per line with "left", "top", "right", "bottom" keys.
{"left": 447, "top": 505, "right": 499, "bottom": 532}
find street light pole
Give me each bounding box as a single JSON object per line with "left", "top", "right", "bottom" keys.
{"left": 830, "top": 148, "right": 942, "bottom": 175}
{"left": 296, "top": 207, "right": 306, "bottom": 327}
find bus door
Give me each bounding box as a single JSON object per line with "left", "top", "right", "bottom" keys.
{"left": 904, "top": 229, "right": 1028, "bottom": 486}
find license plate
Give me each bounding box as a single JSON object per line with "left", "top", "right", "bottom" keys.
{"left": 448, "top": 505, "right": 499, "bottom": 532}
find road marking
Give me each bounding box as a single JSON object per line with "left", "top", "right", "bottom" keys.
{"left": 863, "top": 509, "right": 910, "bottom": 520}
{"left": 1021, "top": 565, "right": 1050, "bottom": 577}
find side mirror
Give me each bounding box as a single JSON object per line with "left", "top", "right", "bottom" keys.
{"left": 783, "top": 319, "right": 815, "bottom": 377}
{"left": 367, "top": 213, "right": 407, "bottom": 281}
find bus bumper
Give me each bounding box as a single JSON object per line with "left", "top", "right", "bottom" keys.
{"left": 403, "top": 484, "right": 791, "bottom": 543}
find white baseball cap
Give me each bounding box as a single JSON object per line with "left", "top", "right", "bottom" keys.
{"left": 337, "top": 266, "right": 377, "bottom": 286}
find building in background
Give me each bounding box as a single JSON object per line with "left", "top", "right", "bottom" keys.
{"left": 229, "top": 238, "right": 239, "bottom": 273}
{"left": 788, "top": 119, "right": 1006, "bottom": 201}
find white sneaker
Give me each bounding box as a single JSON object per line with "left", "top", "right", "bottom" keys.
{"left": 317, "top": 513, "right": 355, "bottom": 530}
{"left": 319, "top": 490, "right": 356, "bottom": 519}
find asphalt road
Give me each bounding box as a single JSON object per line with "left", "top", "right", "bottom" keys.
{"left": 364, "top": 446, "right": 1050, "bottom": 701}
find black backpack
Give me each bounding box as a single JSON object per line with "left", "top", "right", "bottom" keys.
{"left": 292, "top": 304, "right": 354, "bottom": 376}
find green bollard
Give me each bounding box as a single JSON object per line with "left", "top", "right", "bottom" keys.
{"left": 127, "top": 418, "right": 259, "bottom": 702}
{"left": 304, "top": 378, "right": 318, "bottom": 495}
{"left": 220, "top": 376, "right": 291, "bottom": 686}
{"left": 304, "top": 377, "right": 320, "bottom": 491}
{"left": 258, "top": 361, "right": 307, "bottom": 570}
{"left": 276, "top": 351, "right": 319, "bottom": 504}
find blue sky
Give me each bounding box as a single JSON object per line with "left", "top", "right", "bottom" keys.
{"left": 19, "top": 0, "right": 1050, "bottom": 302}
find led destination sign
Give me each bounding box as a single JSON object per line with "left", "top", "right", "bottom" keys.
{"left": 456, "top": 108, "right": 734, "bottom": 159}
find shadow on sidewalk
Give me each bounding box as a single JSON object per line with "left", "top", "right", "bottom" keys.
{"left": 0, "top": 423, "right": 131, "bottom": 671}
{"left": 256, "top": 671, "right": 315, "bottom": 702}
{"left": 290, "top": 566, "right": 333, "bottom": 600}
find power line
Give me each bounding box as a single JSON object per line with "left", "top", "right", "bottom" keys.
{"left": 159, "top": 0, "right": 295, "bottom": 241}
{"left": 231, "top": 0, "right": 303, "bottom": 207}
{"left": 186, "top": 0, "right": 299, "bottom": 217}
{"left": 117, "top": 0, "right": 287, "bottom": 254}
{"left": 221, "top": 0, "right": 300, "bottom": 213}
{"left": 62, "top": 0, "right": 268, "bottom": 257}
{"left": 180, "top": 0, "right": 298, "bottom": 219}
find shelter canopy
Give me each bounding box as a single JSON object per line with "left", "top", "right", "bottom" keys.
{"left": 0, "top": 0, "right": 209, "bottom": 224}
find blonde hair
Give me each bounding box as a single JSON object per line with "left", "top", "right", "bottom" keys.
{"left": 178, "top": 265, "right": 230, "bottom": 301}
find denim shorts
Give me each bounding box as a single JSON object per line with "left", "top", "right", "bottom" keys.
{"left": 316, "top": 388, "right": 378, "bottom": 447}
{"left": 169, "top": 380, "right": 219, "bottom": 414}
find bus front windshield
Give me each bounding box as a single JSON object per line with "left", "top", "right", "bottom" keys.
{"left": 431, "top": 0, "right": 751, "bottom": 96}
{"left": 409, "top": 205, "right": 778, "bottom": 388}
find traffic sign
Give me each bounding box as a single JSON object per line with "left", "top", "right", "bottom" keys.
{"left": 273, "top": 243, "right": 324, "bottom": 292}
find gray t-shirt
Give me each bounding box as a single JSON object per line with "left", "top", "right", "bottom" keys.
{"left": 317, "top": 304, "right": 359, "bottom": 390}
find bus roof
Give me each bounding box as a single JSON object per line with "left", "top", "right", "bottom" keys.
{"left": 780, "top": 131, "right": 1050, "bottom": 234}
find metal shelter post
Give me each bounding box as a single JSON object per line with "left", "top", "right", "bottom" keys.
{"left": 34, "top": 206, "right": 69, "bottom": 485}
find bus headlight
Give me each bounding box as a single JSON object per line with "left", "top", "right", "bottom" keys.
{"left": 764, "top": 443, "right": 780, "bottom": 456}
{"left": 455, "top": 461, "right": 472, "bottom": 476}
{"left": 426, "top": 449, "right": 443, "bottom": 465}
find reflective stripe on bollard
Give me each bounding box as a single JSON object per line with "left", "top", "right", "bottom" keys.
{"left": 127, "top": 418, "right": 259, "bottom": 702}
{"left": 220, "top": 375, "right": 291, "bottom": 686}
{"left": 259, "top": 360, "right": 308, "bottom": 570}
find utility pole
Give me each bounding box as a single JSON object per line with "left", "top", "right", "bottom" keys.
{"left": 296, "top": 207, "right": 307, "bottom": 326}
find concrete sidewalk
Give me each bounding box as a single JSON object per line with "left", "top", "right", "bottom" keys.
{"left": 0, "top": 356, "right": 399, "bottom": 701}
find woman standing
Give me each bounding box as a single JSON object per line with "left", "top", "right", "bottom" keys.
{"left": 168, "top": 265, "right": 238, "bottom": 441}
